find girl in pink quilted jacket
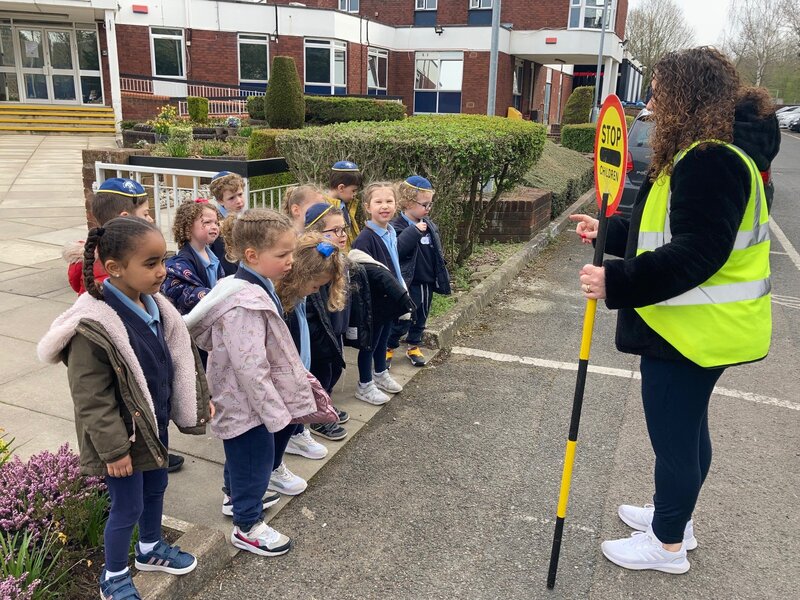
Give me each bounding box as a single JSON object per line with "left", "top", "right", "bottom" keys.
{"left": 184, "top": 208, "right": 336, "bottom": 557}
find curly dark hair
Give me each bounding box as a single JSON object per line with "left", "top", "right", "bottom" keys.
{"left": 172, "top": 201, "right": 220, "bottom": 247}
{"left": 649, "top": 47, "right": 741, "bottom": 178}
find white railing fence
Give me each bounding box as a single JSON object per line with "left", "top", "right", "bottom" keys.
{"left": 177, "top": 99, "right": 248, "bottom": 118}
{"left": 120, "top": 77, "right": 153, "bottom": 94}
{"left": 94, "top": 162, "right": 292, "bottom": 251}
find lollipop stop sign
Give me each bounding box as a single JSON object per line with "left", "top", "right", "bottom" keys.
{"left": 593, "top": 95, "right": 628, "bottom": 217}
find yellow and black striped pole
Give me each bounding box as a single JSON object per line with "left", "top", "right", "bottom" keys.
{"left": 546, "top": 192, "right": 610, "bottom": 589}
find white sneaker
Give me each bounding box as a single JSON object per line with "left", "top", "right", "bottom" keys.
{"left": 221, "top": 490, "right": 280, "bottom": 517}
{"left": 231, "top": 521, "right": 291, "bottom": 557}
{"left": 355, "top": 381, "right": 391, "bottom": 405}
{"left": 285, "top": 429, "right": 328, "bottom": 460}
{"left": 373, "top": 370, "right": 402, "bottom": 393}
{"left": 601, "top": 527, "right": 690, "bottom": 574}
{"left": 618, "top": 503, "right": 697, "bottom": 551}
{"left": 268, "top": 462, "right": 307, "bottom": 496}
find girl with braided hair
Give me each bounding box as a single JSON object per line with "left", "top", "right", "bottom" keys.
{"left": 37, "top": 217, "right": 211, "bottom": 600}
{"left": 184, "top": 208, "right": 337, "bottom": 557}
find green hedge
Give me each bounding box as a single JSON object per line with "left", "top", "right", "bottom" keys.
{"left": 562, "top": 86, "right": 594, "bottom": 125}
{"left": 277, "top": 115, "right": 546, "bottom": 264}
{"left": 187, "top": 96, "right": 209, "bottom": 123}
{"left": 247, "top": 128, "right": 289, "bottom": 160}
{"left": 561, "top": 123, "right": 596, "bottom": 153}
{"left": 305, "top": 96, "right": 406, "bottom": 124}
{"left": 265, "top": 57, "right": 304, "bottom": 129}
{"left": 247, "top": 96, "right": 265, "bottom": 120}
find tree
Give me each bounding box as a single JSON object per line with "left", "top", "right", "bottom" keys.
{"left": 264, "top": 56, "right": 305, "bottom": 129}
{"left": 724, "top": 0, "right": 791, "bottom": 87}
{"left": 625, "top": 0, "right": 695, "bottom": 80}
{"left": 782, "top": 0, "right": 800, "bottom": 48}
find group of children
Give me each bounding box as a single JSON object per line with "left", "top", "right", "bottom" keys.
{"left": 39, "top": 161, "right": 450, "bottom": 600}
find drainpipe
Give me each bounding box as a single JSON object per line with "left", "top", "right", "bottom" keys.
{"left": 104, "top": 9, "right": 122, "bottom": 144}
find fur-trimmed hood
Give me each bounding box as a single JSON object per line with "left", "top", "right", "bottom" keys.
{"left": 62, "top": 239, "right": 85, "bottom": 264}
{"left": 37, "top": 291, "right": 201, "bottom": 429}
{"left": 348, "top": 248, "right": 391, "bottom": 269}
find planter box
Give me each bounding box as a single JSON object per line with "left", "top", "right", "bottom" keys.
{"left": 128, "top": 155, "right": 289, "bottom": 178}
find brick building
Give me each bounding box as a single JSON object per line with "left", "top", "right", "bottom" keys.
{"left": 0, "top": 1, "right": 642, "bottom": 128}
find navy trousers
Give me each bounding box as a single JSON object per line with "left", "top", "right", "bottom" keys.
{"left": 640, "top": 355, "right": 725, "bottom": 544}
{"left": 222, "top": 423, "right": 298, "bottom": 530}
{"left": 104, "top": 468, "right": 168, "bottom": 572}
{"left": 357, "top": 321, "right": 391, "bottom": 383}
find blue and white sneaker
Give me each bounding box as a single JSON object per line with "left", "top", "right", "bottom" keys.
{"left": 99, "top": 569, "right": 141, "bottom": 600}
{"left": 231, "top": 521, "right": 291, "bottom": 557}
{"left": 133, "top": 540, "right": 197, "bottom": 575}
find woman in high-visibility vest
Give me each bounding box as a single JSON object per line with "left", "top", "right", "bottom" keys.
{"left": 571, "top": 47, "right": 772, "bottom": 574}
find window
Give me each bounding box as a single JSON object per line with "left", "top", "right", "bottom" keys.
{"left": 414, "top": 51, "right": 463, "bottom": 114}
{"left": 239, "top": 34, "right": 269, "bottom": 83}
{"left": 512, "top": 60, "right": 524, "bottom": 111}
{"left": 367, "top": 47, "right": 388, "bottom": 96}
{"left": 470, "top": 0, "right": 492, "bottom": 8}
{"left": 568, "top": 0, "right": 616, "bottom": 31}
{"left": 339, "top": 0, "right": 359, "bottom": 12}
{"left": 416, "top": 0, "right": 437, "bottom": 9}
{"left": 150, "top": 28, "right": 185, "bottom": 78}
{"left": 77, "top": 28, "right": 103, "bottom": 105}
{"left": 304, "top": 38, "right": 347, "bottom": 95}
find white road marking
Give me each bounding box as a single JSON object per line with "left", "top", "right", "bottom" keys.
{"left": 772, "top": 294, "right": 800, "bottom": 310}
{"left": 450, "top": 346, "right": 800, "bottom": 411}
{"left": 769, "top": 218, "right": 800, "bottom": 272}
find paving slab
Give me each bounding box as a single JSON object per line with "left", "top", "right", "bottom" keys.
{"left": 0, "top": 298, "right": 72, "bottom": 343}
{"left": 24, "top": 226, "right": 88, "bottom": 248}
{"left": 0, "top": 402, "right": 78, "bottom": 461}
{"left": 0, "top": 334, "right": 49, "bottom": 385}
{"left": 1, "top": 264, "right": 69, "bottom": 293}
{"left": 0, "top": 221, "right": 54, "bottom": 241}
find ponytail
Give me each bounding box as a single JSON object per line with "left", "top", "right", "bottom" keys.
{"left": 83, "top": 227, "right": 105, "bottom": 300}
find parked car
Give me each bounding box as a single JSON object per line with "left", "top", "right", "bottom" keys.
{"left": 617, "top": 109, "right": 652, "bottom": 218}
{"left": 776, "top": 105, "right": 798, "bottom": 115}
{"left": 777, "top": 106, "right": 800, "bottom": 128}
{"left": 789, "top": 116, "right": 800, "bottom": 133}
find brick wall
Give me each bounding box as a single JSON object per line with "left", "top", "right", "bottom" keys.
{"left": 461, "top": 51, "right": 515, "bottom": 116}
{"left": 479, "top": 188, "right": 553, "bottom": 243}
{"left": 116, "top": 24, "right": 151, "bottom": 76}
{"left": 271, "top": 37, "right": 305, "bottom": 88}
{"left": 121, "top": 92, "right": 175, "bottom": 121}
{"left": 615, "top": 0, "right": 628, "bottom": 39}
{"left": 188, "top": 29, "right": 238, "bottom": 85}
{"left": 390, "top": 50, "right": 415, "bottom": 112}
{"left": 347, "top": 41, "right": 368, "bottom": 95}
{"left": 360, "top": 1, "right": 415, "bottom": 25}
{"left": 437, "top": 0, "right": 469, "bottom": 24}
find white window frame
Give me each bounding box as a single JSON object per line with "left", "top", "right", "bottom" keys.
{"left": 470, "top": 0, "right": 493, "bottom": 9}
{"left": 304, "top": 38, "right": 347, "bottom": 92}
{"left": 339, "top": 0, "right": 360, "bottom": 12}
{"left": 416, "top": 0, "right": 438, "bottom": 10}
{"left": 414, "top": 51, "right": 463, "bottom": 114}
{"left": 75, "top": 26, "right": 104, "bottom": 105}
{"left": 568, "top": 0, "right": 616, "bottom": 31}
{"left": 149, "top": 27, "right": 185, "bottom": 79}
{"left": 238, "top": 33, "right": 269, "bottom": 84}
{"left": 512, "top": 59, "right": 524, "bottom": 109}
{"left": 367, "top": 47, "right": 388, "bottom": 94}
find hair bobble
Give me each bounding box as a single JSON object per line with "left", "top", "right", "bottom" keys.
{"left": 193, "top": 197, "right": 209, "bottom": 204}
{"left": 96, "top": 227, "right": 106, "bottom": 236}
{"left": 316, "top": 241, "right": 337, "bottom": 258}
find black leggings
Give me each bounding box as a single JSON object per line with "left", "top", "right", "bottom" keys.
{"left": 640, "top": 355, "right": 725, "bottom": 544}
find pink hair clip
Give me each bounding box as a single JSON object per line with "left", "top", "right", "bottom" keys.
{"left": 193, "top": 197, "right": 210, "bottom": 204}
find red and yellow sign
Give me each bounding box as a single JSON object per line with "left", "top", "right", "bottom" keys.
{"left": 593, "top": 95, "right": 628, "bottom": 216}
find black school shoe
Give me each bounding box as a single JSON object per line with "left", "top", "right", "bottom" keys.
{"left": 167, "top": 453, "right": 185, "bottom": 473}
{"left": 310, "top": 422, "right": 347, "bottom": 441}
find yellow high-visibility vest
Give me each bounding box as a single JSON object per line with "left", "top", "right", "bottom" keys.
{"left": 634, "top": 141, "right": 771, "bottom": 368}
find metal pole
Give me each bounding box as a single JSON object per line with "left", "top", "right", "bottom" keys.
{"left": 590, "top": 0, "right": 611, "bottom": 123}
{"left": 487, "top": 0, "right": 502, "bottom": 116}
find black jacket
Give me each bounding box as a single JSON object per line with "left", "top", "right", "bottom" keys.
{"left": 392, "top": 215, "right": 452, "bottom": 294}
{"left": 345, "top": 261, "right": 374, "bottom": 351}
{"left": 733, "top": 97, "right": 780, "bottom": 211}
{"left": 306, "top": 287, "right": 346, "bottom": 367}
{"left": 210, "top": 236, "right": 238, "bottom": 276}
{"left": 603, "top": 144, "right": 751, "bottom": 363}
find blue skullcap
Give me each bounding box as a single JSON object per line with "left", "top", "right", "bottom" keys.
{"left": 331, "top": 161, "right": 360, "bottom": 172}
{"left": 98, "top": 178, "right": 147, "bottom": 197}
{"left": 212, "top": 170, "right": 234, "bottom": 181}
{"left": 405, "top": 175, "right": 434, "bottom": 193}
{"left": 304, "top": 202, "right": 335, "bottom": 228}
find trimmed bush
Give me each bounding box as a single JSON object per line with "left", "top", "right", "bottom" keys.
{"left": 305, "top": 96, "right": 406, "bottom": 124}
{"left": 247, "top": 95, "right": 265, "bottom": 120}
{"left": 264, "top": 57, "right": 305, "bottom": 129}
{"left": 561, "top": 123, "right": 596, "bottom": 153}
{"left": 187, "top": 96, "right": 209, "bottom": 123}
{"left": 277, "top": 115, "right": 546, "bottom": 264}
{"left": 247, "top": 128, "right": 289, "bottom": 160}
{"left": 562, "top": 86, "right": 594, "bottom": 125}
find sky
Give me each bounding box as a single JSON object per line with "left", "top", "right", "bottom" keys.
{"left": 627, "top": 0, "right": 733, "bottom": 47}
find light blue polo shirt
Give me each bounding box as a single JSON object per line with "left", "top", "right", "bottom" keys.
{"left": 191, "top": 245, "right": 220, "bottom": 288}
{"left": 104, "top": 279, "right": 161, "bottom": 336}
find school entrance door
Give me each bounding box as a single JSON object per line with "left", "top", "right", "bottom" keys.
{"left": 0, "top": 23, "right": 104, "bottom": 105}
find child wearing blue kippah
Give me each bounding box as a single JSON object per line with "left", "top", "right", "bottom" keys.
{"left": 209, "top": 171, "right": 245, "bottom": 276}
{"left": 326, "top": 161, "right": 363, "bottom": 249}
{"left": 387, "top": 176, "right": 451, "bottom": 367}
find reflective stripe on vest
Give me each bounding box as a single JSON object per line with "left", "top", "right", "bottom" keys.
{"left": 633, "top": 141, "right": 771, "bottom": 367}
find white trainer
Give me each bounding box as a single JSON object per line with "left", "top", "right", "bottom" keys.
{"left": 231, "top": 521, "right": 291, "bottom": 557}
{"left": 618, "top": 503, "right": 697, "bottom": 551}
{"left": 601, "top": 527, "right": 690, "bottom": 574}
{"left": 221, "top": 490, "right": 280, "bottom": 517}
{"left": 285, "top": 428, "right": 328, "bottom": 460}
{"left": 373, "top": 370, "right": 402, "bottom": 393}
{"left": 355, "top": 381, "right": 391, "bottom": 405}
{"left": 268, "top": 462, "right": 307, "bottom": 496}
